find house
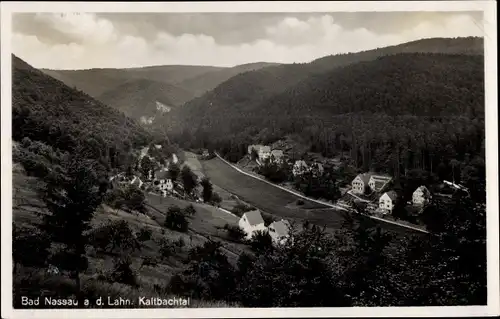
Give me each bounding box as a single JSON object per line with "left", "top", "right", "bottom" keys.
{"left": 379, "top": 191, "right": 398, "bottom": 213}
{"left": 238, "top": 209, "right": 267, "bottom": 240}
{"left": 130, "top": 176, "right": 144, "bottom": 189}
{"left": 351, "top": 173, "right": 372, "bottom": 194}
{"left": 154, "top": 144, "right": 162, "bottom": 149}
{"left": 368, "top": 174, "right": 392, "bottom": 192}
{"left": 268, "top": 219, "right": 291, "bottom": 245}
{"left": 292, "top": 160, "right": 309, "bottom": 176}
{"left": 202, "top": 149, "right": 210, "bottom": 158}
{"left": 248, "top": 144, "right": 263, "bottom": 156}
{"left": 270, "top": 149, "right": 284, "bottom": 164}
{"left": 412, "top": 186, "right": 431, "bottom": 206}
{"left": 172, "top": 154, "right": 179, "bottom": 164}
{"left": 258, "top": 146, "right": 271, "bottom": 161}
{"left": 154, "top": 170, "right": 173, "bottom": 192}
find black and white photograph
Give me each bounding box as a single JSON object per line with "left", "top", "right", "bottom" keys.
{"left": 1, "top": 1, "right": 498, "bottom": 318}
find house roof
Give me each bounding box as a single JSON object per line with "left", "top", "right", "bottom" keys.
{"left": 370, "top": 174, "right": 392, "bottom": 182}
{"left": 356, "top": 173, "right": 372, "bottom": 184}
{"left": 270, "top": 219, "right": 290, "bottom": 237}
{"left": 260, "top": 146, "right": 271, "bottom": 152}
{"left": 385, "top": 190, "right": 398, "bottom": 201}
{"left": 242, "top": 210, "right": 265, "bottom": 226}
{"left": 373, "top": 180, "right": 387, "bottom": 191}
{"left": 130, "top": 176, "right": 142, "bottom": 186}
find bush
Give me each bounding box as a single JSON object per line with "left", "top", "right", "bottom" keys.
{"left": 296, "top": 199, "right": 305, "bottom": 206}
{"left": 164, "top": 206, "right": 189, "bottom": 232}
{"left": 89, "top": 220, "right": 140, "bottom": 254}
{"left": 183, "top": 204, "right": 196, "bottom": 217}
{"left": 110, "top": 257, "right": 137, "bottom": 287}
{"left": 136, "top": 227, "right": 152, "bottom": 242}
{"left": 211, "top": 192, "right": 222, "bottom": 207}
{"left": 250, "top": 230, "right": 273, "bottom": 254}
{"left": 223, "top": 224, "right": 246, "bottom": 241}
{"left": 159, "top": 238, "right": 176, "bottom": 258}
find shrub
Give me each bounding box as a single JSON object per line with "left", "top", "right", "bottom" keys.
{"left": 110, "top": 257, "right": 137, "bottom": 287}
{"left": 223, "top": 224, "right": 246, "bottom": 241}
{"left": 136, "top": 227, "right": 152, "bottom": 242}
{"left": 164, "top": 206, "right": 189, "bottom": 232}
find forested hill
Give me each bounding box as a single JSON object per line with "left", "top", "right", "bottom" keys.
{"left": 12, "top": 55, "right": 153, "bottom": 169}
{"left": 96, "top": 78, "right": 194, "bottom": 120}
{"left": 168, "top": 51, "right": 485, "bottom": 202}
{"left": 168, "top": 52, "right": 484, "bottom": 137}
{"left": 165, "top": 37, "right": 483, "bottom": 131}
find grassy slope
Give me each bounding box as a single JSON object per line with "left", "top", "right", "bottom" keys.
{"left": 12, "top": 161, "right": 246, "bottom": 307}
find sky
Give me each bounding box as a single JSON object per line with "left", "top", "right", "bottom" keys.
{"left": 12, "top": 11, "right": 484, "bottom": 70}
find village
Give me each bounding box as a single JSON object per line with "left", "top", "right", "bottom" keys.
{"left": 241, "top": 144, "right": 471, "bottom": 229}
{"left": 108, "top": 143, "right": 294, "bottom": 246}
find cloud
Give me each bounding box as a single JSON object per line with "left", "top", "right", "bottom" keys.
{"left": 12, "top": 12, "right": 484, "bottom": 69}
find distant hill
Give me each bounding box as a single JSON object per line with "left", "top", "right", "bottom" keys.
{"left": 96, "top": 78, "right": 194, "bottom": 121}
{"left": 12, "top": 55, "right": 153, "bottom": 167}
{"left": 41, "top": 62, "right": 278, "bottom": 121}
{"left": 41, "top": 64, "right": 224, "bottom": 98}
{"left": 178, "top": 62, "right": 280, "bottom": 97}
{"left": 168, "top": 37, "right": 484, "bottom": 132}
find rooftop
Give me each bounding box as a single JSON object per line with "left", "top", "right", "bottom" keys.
{"left": 270, "top": 219, "right": 290, "bottom": 237}
{"left": 242, "top": 209, "right": 265, "bottom": 226}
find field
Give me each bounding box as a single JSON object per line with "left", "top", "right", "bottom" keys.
{"left": 202, "top": 157, "right": 424, "bottom": 236}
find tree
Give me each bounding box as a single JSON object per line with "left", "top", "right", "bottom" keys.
{"left": 140, "top": 156, "right": 154, "bottom": 179}
{"left": 122, "top": 185, "right": 147, "bottom": 214}
{"left": 237, "top": 225, "right": 351, "bottom": 307}
{"left": 181, "top": 166, "right": 198, "bottom": 195}
{"left": 200, "top": 177, "right": 213, "bottom": 203}
{"left": 250, "top": 148, "right": 259, "bottom": 161}
{"left": 164, "top": 206, "right": 189, "bottom": 232}
{"left": 39, "top": 156, "right": 105, "bottom": 303}
{"left": 168, "top": 162, "right": 181, "bottom": 182}
{"left": 136, "top": 227, "right": 152, "bottom": 242}
{"left": 110, "top": 256, "right": 137, "bottom": 287}
{"left": 211, "top": 192, "right": 222, "bottom": 207}
{"left": 12, "top": 225, "right": 51, "bottom": 273}
{"left": 250, "top": 230, "right": 273, "bottom": 253}
{"left": 167, "top": 240, "right": 237, "bottom": 301}
{"left": 90, "top": 220, "right": 140, "bottom": 254}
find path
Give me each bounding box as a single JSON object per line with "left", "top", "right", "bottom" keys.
{"left": 214, "top": 152, "right": 429, "bottom": 234}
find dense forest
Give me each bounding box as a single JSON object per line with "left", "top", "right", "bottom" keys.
{"left": 168, "top": 52, "right": 485, "bottom": 203}
{"left": 12, "top": 55, "right": 153, "bottom": 171}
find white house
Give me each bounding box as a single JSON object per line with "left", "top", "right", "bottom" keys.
{"left": 292, "top": 160, "right": 309, "bottom": 176}
{"left": 154, "top": 170, "right": 173, "bottom": 193}
{"left": 351, "top": 173, "right": 372, "bottom": 194}
{"left": 270, "top": 149, "right": 284, "bottom": 164}
{"left": 379, "top": 191, "right": 398, "bottom": 213}
{"left": 268, "top": 219, "right": 291, "bottom": 245}
{"left": 368, "top": 174, "right": 392, "bottom": 192}
{"left": 258, "top": 146, "right": 271, "bottom": 161}
{"left": 238, "top": 209, "right": 267, "bottom": 240}
{"left": 412, "top": 186, "right": 431, "bottom": 206}
{"left": 172, "top": 154, "right": 179, "bottom": 164}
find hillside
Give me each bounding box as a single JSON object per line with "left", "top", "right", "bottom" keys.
{"left": 168, "top": 50, "right": 485, "bottom": 200}
{"left": 165, "top": 37, "right": 483, "bottom": 132}
{"left": 177, "top": 62, "right": 280, "bottom": 97}
{"left": 96, "top": 78, "right": 194, "bottom": 121}
{"left": 12, "top": 54, "right": 153, "bottom": 168}
{"left": 41, "top": 64, "right": 223, "bottom": 98}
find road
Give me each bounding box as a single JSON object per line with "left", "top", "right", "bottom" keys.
{"left": 205, "top": 153, "right": 428, "bottom": 235}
